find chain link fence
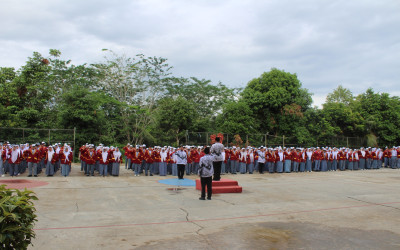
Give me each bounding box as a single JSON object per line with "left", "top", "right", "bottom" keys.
{"left": 186, "top": 131, "right": 379, "bottom": 148}
{"left": 0, "top": 127, "right": 75, "bottom": 146}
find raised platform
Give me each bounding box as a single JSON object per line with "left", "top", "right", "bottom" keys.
{"left": 195, "top": 178, "right": 242, "bottom": 194}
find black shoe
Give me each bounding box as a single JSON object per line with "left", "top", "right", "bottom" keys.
{"left": 199, "top": 197, "right": 205, "bottom": 200}
{"left": 34, "top": 175, "right": 38, "bottom": 177}
{"left": 28, "top": 175, "right": 32, "bottom": 177}
{"left": 150, "top": 174, "right": 153, "bottom": 176}
{"left": 207, "top": 197, "right": 211, "bottom": 200}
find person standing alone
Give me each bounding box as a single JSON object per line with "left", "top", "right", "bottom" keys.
{"left": 175, "top": 145, "right": 187, "bottom": 179}
{"left": 198, "top": 147, "right": 214, "bottom": 200}
{"left": 210, "top": 137, "right": 224, "bottom": 181}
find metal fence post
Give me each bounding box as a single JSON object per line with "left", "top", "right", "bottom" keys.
{"left": 73, "top": 127, "right": 76, "bottom": 162}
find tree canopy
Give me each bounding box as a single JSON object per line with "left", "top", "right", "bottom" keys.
{"left": 1, "top": 49, "right": 399, "bottom": 149}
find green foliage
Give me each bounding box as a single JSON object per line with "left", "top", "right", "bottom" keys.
{"left": 241, "top": 68, "right": 312, "bottom": 135}
{"left": 1, "top": 50, "right": 400, "bottom": 147}
{"left": 168, "top": 77, "right": 239, "bottom": 119}
{"left": 0, "top": 185, "right": 38, "bottom": 250}
{"left": 153, "top": 96, "right": 197, "bottom": 146}
{"left": 216, "top": 101, "right": 256, "bottom": 135}
{"left": 326, "top": 85, "right": 354, "bottom": 105}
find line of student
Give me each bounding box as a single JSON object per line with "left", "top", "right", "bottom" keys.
{"left": 1, "top": 142, "right": 73, "bottom": 177}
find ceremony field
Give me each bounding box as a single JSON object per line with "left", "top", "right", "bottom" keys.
{"left": 12, "top": 166, "right": 400, "bottom": 249}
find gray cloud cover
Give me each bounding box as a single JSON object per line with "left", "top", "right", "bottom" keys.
{"left": 1, "top": 0, "right": 399, "bottom": 106}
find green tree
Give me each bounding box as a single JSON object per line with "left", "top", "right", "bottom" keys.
{"left": 241, "top": 68, "right": 312, "bottom": 136}
{"left": 354, "top": 88, "right": 400, "bottom": 146}
{"left": 153, "top": 96, "right": 197, "bottom": 146}
{"left": 326, "top": 85, "right": 354, "bottom": 105}
{"left": 215, "top": 101, "right": 256, "bottom": 135}
{"left": 57, "top": 86, "right": 121, "bottom": 147}
{"left": 94, "top": 50, "right": 175, "bottom": 144}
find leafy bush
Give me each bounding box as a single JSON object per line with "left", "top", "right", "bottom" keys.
{"left": 0, "top": 185, "right": 38, "bottom": 250}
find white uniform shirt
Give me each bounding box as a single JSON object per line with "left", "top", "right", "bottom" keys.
{"left": 210, "top": 142, "right": 224, "bottom": 162}
{"left": 175, "top": 150, "right": 187, "bottom": 165}
{"left": 198, "top": 154, "right": 214, "bottom": 177}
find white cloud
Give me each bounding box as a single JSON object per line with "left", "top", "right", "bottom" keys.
{"left": 1, "top": 0, "right": 399, "bottom": 105}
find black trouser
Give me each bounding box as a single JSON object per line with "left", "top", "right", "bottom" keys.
{"left": 258, "top": 162, "right": 265, "bottom": 173}
{"left": 177, "top": 164, "right": 185, "bottom": 179}
{"left": 213, "top": 161, "right": 222, "bottom": 181}
{"left": 201, "top": 176, "right": 212, "bottom": 199}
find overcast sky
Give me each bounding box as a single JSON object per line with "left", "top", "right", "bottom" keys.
{"left": 1, "top": 0, "right": 399, "bottom": 107}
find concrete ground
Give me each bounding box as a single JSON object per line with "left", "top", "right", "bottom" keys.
{"left": 23, "top": 166, "right": 400, "bottom": 249}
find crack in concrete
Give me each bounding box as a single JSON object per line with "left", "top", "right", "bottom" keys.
{"left": 347, "top": 197, "right": 400, "bottom": 211}
{"left": 180, "top": 208, "right": 190, "bottom": 222}
{"left": 75, "top": 202, "right": 79, "bottom": 212}
{"left": 180, "top": 208, "right": 206, "bottom": 236}
{"left": 215, "top": 198, "right": 236, "bottom": 205}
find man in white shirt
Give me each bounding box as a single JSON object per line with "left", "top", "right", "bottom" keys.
{"left": 198, "top": 147, "right": 214, "bottom": 200}
{"left": 175, "top": 145, "right": 187, "bottom": 179}
{"left": 210, "top": 137, "right": 224, "bottom": 181}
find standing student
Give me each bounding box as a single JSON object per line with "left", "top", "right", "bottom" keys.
{"left": 239, "top": 148, "right": 247, "bottom": 174}
{"left": 191, "top": 147, "right": 201, "bottom": 175}
{"left": 144, "top": 147, "right": 153, "bottom": 176}
{"left": 230, "top": 147, "right": 238, "bottom": 174}
{"left": 210, "top": 137, "right": 224, "bottom": 181}
{"left": 8, "top": 145, "right": 21, "bottom": 177}
{"left": 358, "top": 148, "right": 366, "bottom": 170}
{"left": 283, "top": 148, "right": 292, "bottom": 173}
{"left": 390, "top": 147, "right": 398, "bottom": 169}
{"left": 152, "top": 147, "right": 161, "bottom": 175}
{"left": 132, "top": 146, "right": 142, "bottom": 176}
{"left": 275, "top": 148, "right": 284, "bottom": 173}
{"left": 85, "top": 146, "right": 97, "bottom": 176}
{"left": 111, "top": 147, "right": 122, "bottom": 176}
{"left": 122, "top": 144, "right": 130, "bottom": 169}
{"left": 98, "top": 147, "right": 110, "bottom": 177}
{"left": 247, "top": 149, "right": 255, "bottom": 174}
{"left": 159, "top": 148, "right": 167, "bottom": 176}
{"left": 27, "top": 144, "right": 40, "bottom": 177}
{"left": 267, "top": 149, "right": 276, "bottom": 173}
{"left": 383, "top": 147, "right": 390, "bottom": 168}
{"left": 60, "top": 146, "right": 73, "bottom": 177}
{"left": 175, "top": 146, "right": 187, "bottom": 179}
{"left": 45, "top": 146, "right": 58, "bottom": 176}
{"left": 198, "top": 147, "right": 214, "bottom": 200}
{"left": 186, "top": 147, "right": 193, "bottom": 175}
{"left": 305, "top": 148, "right": 313, "bottom": 172}
{"left": 257, "top": 147, "right": 266, "bottom": 174}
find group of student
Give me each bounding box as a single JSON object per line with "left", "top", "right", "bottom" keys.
{"left": 0, "top": 142, "right": 73, "bottom": 177}
{"left": 1, "top": 141, "right": 400, "bottom": 178}
{"left": 119, "top": 144, "right": 400, "bottom": 176}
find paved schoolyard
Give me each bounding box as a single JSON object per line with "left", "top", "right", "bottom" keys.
{"left": 19, "top": 166, "right": 400, "bottom": 249}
